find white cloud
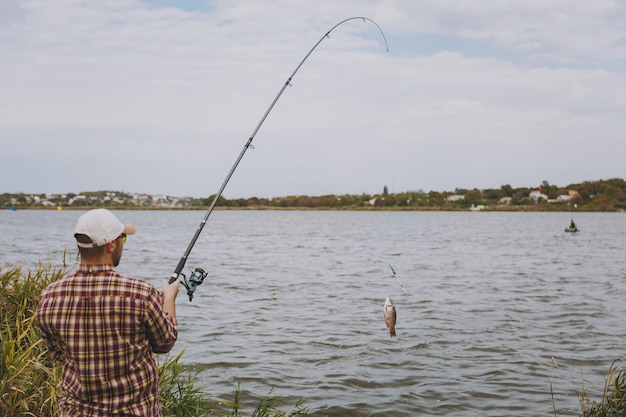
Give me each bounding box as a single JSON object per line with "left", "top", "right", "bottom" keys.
{"left": 1, "top": 0, "right": 624, "bottom": 197}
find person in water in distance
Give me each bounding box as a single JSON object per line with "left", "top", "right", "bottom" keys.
{"left": 35, "top": 208, "right": 181, "bottom": 417}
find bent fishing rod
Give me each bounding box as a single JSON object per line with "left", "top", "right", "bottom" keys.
{"left": 169, "top": 17, "right": 388, "bottom": 300}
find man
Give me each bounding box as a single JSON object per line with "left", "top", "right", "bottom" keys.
{"left": 35, "top": 208, "right": 180, "bottom": 416}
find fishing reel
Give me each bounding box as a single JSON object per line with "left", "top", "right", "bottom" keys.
{"left": 180, "top": 267, "right": 208, "bottom": 302}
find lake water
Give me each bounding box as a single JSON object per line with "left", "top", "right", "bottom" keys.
{"left": 1, "top": 209, "right": 625, "bottom": 416}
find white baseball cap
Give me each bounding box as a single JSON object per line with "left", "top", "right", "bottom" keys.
{"left": 74, "top": 209, "right": 136, "bottom": 248}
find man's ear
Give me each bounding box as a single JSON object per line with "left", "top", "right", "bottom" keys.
{"left": 105, "top": 240, "right": 117, "bottom": 253}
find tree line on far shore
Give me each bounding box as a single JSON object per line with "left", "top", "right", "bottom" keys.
{"left": 2, "top": 178, "right": 625, "bottom": 212}
{"left": 189, "top": 178, "right": 626, "bottom": 211}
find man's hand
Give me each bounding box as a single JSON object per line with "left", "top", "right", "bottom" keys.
{"left": 162, "top": 278, "right": 180, "bottom": 318}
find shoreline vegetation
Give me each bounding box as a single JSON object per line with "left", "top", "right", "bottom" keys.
{"left": 2, "top": 178, "right": 626, "bottom": 212}
{"left": 2, "top": 265, "right": 624, "bottom": 416}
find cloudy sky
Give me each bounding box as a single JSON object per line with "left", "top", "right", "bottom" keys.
{"left": 1, "top": 0, "right": 625, "bottom": 198}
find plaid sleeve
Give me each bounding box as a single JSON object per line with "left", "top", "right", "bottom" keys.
{"left": 143, "top": 286, "right": 178, "bottom": 354}
{"left": 35, "top": 302, "right": 65, "bottom": 362}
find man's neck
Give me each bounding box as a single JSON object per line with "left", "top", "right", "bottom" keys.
{"left": 80, "top": 257, "right": 114, "bottom": 266}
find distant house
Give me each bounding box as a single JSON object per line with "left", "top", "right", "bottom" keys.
{"left": 554, "top": 189, "right": 580, "bottom": 204}
{"left": 529, "top": 190, "right": 548, "bottom": 202}
{"left": 499, "top": 197, "right": 512, "bottom": 205}
{"left": 68, "top": 195, "right": 87, "bottom": 205}
{"left": 447, "top": 195, "right": 465, "bottom": 202}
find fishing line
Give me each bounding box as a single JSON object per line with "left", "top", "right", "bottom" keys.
{"left": 169, "top": 17, "right": 388, "bottom": 301}
{"left": 388, "top": 263, "right": 410, "bottom": 296}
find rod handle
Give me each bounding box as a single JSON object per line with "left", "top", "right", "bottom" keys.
{"left": 168, "top": 257, "right": 186, "bottom": 284}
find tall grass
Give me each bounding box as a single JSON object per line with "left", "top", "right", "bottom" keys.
{"left": 0, "top": 265, "right": 63, "bottom": 416}
{"left": 579, "top": 361, "right": 626, "bottom": 417}
{"left": 1, "top": 265, "right": 309, "bottom": 417}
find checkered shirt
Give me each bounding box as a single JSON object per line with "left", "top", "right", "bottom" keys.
{"left": 35, "top": 264, "right": 178, "bottom": 417}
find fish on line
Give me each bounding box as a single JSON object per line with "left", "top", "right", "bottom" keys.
{"left": 383, "top": 296, "right": 397, "bottom": 337}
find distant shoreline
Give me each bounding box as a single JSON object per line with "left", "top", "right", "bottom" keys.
{"left": 3, "top": 205, "right": 624, "bottom": 212}
{"left": 3, "top": 179, "right": 625, "bottom": 211}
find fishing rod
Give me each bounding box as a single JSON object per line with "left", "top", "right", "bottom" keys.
{"left": 169, "top": 17, "right": 389, "bottom": 301}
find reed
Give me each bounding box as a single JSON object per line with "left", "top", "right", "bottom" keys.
{"left": 0, "top": 265, "right": 309, "bottom": 417}
{"left": 158, "top": 353, "right": 310, "bottom": 417}
{"left": 579, "top": 361, "right": 626, "bottom": 417}
{"left": 0, "top": 265, "right": 64, "bottom": 417}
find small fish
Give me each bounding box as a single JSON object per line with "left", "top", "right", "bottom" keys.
{"left": 383, "top": 296, "right": 397, "bottom": 337}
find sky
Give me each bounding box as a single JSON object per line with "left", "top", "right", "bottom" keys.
{"left": 1, "top": 0, "right": 625, "bottom": 198}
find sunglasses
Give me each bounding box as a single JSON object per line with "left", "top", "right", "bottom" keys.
{"left": 117, "top": 233, "right": 127, "bottom": 244}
